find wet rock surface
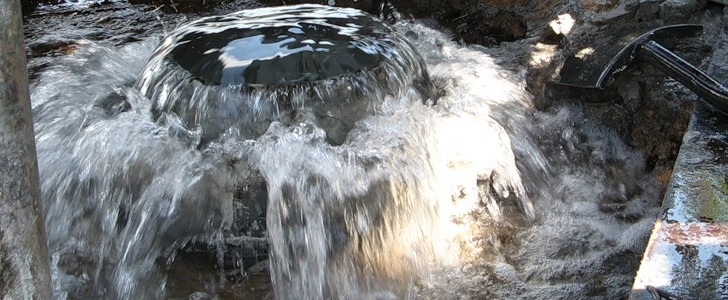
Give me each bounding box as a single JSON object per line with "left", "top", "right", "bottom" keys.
{"left": 159, "top": 0, "right": 535, "bottom": 45}
{"left": 632, "top": 5, "right": 728, "bottom": 299}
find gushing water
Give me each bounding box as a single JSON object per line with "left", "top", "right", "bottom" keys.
{"left": 31, "top": 6, "right": 662, "bottom": 299}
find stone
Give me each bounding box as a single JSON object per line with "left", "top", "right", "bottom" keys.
{"left": 634, "top": 0, "right": 662, "bottom": 21}
{"left": 258, "top": 0, "right": 374, "bottom": 12}
{"left": 127, "top": 0, "right": 222, "bottom": 12}
{"left": 478, "top": 0, "right": 527, "bottom": 9}
{"left": 579, "top": 0, "right": 620, "bottom": 12}
{"left": 659, "top": 0, "right": 706, "bottom": 20}
{"left": 542, "top": 13, "right": 576, "bottom": 44}
{"left": 21, "top": 0, "right": 38, "bottom": 15}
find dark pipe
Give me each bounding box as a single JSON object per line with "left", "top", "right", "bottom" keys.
{"left": 0, "top": 0, "right": 53, "bottom": 297}
{"left": 637, "top": 40, "right": 728, "bottom": 115}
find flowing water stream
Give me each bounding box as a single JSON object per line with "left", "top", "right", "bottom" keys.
{"left": 29, "top": 5, "right": 663, "bottom": 299}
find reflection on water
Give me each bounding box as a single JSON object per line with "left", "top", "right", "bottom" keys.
{"left": 136, "top": 5, "right": 433, "bottom": 146}
{"left": 30, "top": 6, "right": 661, "bottom": 299}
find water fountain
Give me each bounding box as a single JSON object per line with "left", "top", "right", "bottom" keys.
{"left": 135, "top": 4, "right": 434, "bottom": 146}
{"left": 27, "top": 3, "right": 667, "bottom": 299}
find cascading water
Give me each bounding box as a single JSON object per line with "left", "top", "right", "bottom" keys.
{"left": 33, "top": 39, "right": 236, "bottom": 298}
{"left": 30, "top": 4, "right": 662, "bottom": 299}
{"left": 134, "top": 6, "right": 450, "bottom": 298}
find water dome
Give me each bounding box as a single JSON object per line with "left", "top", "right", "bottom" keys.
{"left": 136, "top": 4, "right": 435, "bottom": 145}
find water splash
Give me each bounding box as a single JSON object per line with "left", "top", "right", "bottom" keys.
{"left": 32, "top": 40, "right": 241, "bottom": 298}
{"left": 29, "top": 7, "right": 662, "bottom": 299}
{"left": 135, "top": 4, "right": 434, "bottom": 146}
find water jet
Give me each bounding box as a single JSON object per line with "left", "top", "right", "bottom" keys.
{"left": 136, "top": 4, "right": 434, "bottom": 146}
{"left": 22, "top": 2, "right": 694, "bottom": 299}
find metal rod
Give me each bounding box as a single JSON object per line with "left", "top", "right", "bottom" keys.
{"left": 0, "top": 0, "right": 53, "bottom": 297}
{"left": 638, "top": 40, "right": 728, "bottom": 115}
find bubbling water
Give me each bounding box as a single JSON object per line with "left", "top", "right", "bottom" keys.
{"left": 32, "top": 40, "right": 234, "bottom": 298}
{"left": 30, "top": 6, "right": 661, "bottom": 300}
{"left": 135, "top": 4, "right": 434, "bottom": 146}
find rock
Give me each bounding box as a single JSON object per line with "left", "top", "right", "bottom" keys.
{"left": 587, "top": 1, "right": 639, "bottom": 23}
{"left": 258, "top": 0, "right": 375, "bottom": 13}
{"left": 260, "top": 0, "right": 530, "bottom": 46}
{"left": 188, "top": 291, "right": 212, "bottom": 300}
{"left": 634, "top": 0, "right": 662, "bottom": 21}
{"left": 615, "top": 74, "right": 643, "bottom": 112}
{"left": 542, "top": 13, "right": 576, "bottom": 44}
{"left": 659, "top": 0, "right": 706, "bottom": 20}
{"left": 437, "top": 5, "right": 527, "bottom": 45}
{"left": 21, "top": 0, "right": 38, "bottom": 15}
{"left": 127, "top": 0, "right": 223, "bottom": 12}
{"left": 478, "top": 0, "right": 528, "bottom": 9}
{"left": 579, "top": 0, "right": 620, "bottom": 12}
{"left": 708, "top": 14, "right": 728, "bottom": 81}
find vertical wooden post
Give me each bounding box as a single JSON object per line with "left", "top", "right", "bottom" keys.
{"left": 0, "top": 0, "right": 53, "bottom": 298}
